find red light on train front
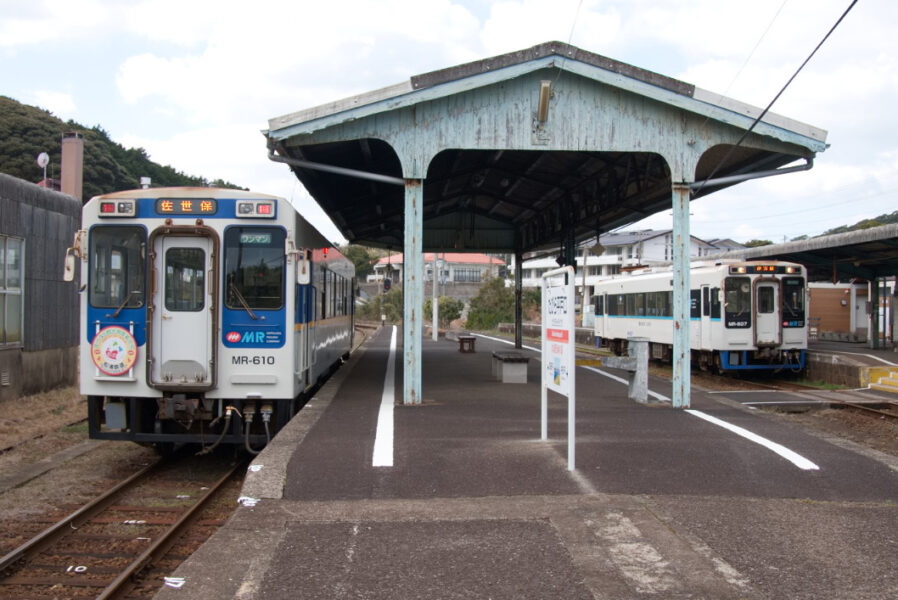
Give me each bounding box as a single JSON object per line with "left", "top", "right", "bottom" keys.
{"left": 257, "top": 202, "right": 272, "bottom": 215}
{"left": 100, "top": 202, "right": 116, "bottom": 214}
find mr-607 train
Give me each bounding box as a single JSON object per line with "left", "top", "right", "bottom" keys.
{"left": 593, "top": 260, "right": 807, "bottom": 372}
{"left": 64, "top": 187, "right": 355, "bottom": 452}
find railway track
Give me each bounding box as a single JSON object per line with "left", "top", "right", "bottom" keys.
{"left": 0, "top": 453, "right": 243, "bottom": 599}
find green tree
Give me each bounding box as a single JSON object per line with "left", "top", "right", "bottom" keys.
{"left": 0, "top": 96, "right": 243, "bottom": 196}
{"left": 423, "top": 296, "right": 464, "bottom": 327}
{"left": 466, "top": 277, "right": 514, "bottom": 330}
{"left": 340, "top": 244, "right": 378, "bottom": 280}
{"left": 743, "top": 239, "right": 773, "bottom": 247}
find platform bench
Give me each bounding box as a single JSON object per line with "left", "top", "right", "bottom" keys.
{"left": 457, "top": 335, "right": 476, "bottom": 353}
{"left": 491, "top": 351, "right": 529, "bottom": 383}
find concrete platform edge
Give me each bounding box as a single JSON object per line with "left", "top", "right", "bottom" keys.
{"left": 240, "top": 334, "right": 372, "bottom": 501}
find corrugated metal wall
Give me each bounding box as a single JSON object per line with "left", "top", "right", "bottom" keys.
{"left": 0, "top": 173, "right": 81, "bottom": 351}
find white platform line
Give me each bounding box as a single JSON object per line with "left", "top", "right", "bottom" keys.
{"left": 685, "top": 409, "right": 820, "bottom": 471}
{"left": 475, "top": 333, "right": 818, "bottom": 470}
{"left": 372, "top": 326, "right": 397, "bottom": 467}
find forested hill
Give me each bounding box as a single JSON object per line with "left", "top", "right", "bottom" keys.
{"left": 0, "top": 96, "right": 242, "bottom": 199}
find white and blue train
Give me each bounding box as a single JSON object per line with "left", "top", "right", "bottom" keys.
{"left": 593, "top": 260, "right": 808, "bottom": 372}
{"left": 64, "top": 187, "right": 355, "bottom": 452}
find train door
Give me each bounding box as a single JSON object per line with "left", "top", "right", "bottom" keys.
{"left": 149, "top": 233, "right": 216, "bottom": 388}
{"left": 296, "top": 284, "right": 314, "bottom": 388}
{"left": 755, "top": 281, "right": 781, "bottom": 346}
{"left": 701, "top": 285, "right": 712, "bottom": 349}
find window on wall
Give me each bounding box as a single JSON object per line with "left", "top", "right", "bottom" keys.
{"left": 0, "top": 236, "right": 24, "bottom": 346}
{"left": 454, "top": 268, "right": 481, "bottom": 283}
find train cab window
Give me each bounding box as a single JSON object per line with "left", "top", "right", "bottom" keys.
{"left": 594, "top": 295, "right": 604, "bottom": 316}
{"left": 724, "top": 277, "right": 751, "bottom": 328}
{"left": 782, "top": 277, "right": 806, "bottom": 327}
{"left": 89, "top": 226, "right": 146, "bottom": 309}
{"left": 164, "top": 248, "right": 205, "bottom": 312}
{"left": 224, "top": 227, "right": 285, "bottom": 310}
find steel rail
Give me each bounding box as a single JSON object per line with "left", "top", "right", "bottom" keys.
{"left": 0, "top": 459, "right": 161, "bottom": 574}
{"left": 833, "top": 401, "right": 898, "bottom": 422}
{"left": 96, "top": 461, "right": 242, "bottom": 600}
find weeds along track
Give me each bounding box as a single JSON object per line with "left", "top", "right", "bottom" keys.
{"left": 0, "top": 452, "right": 244, "bottom": 599}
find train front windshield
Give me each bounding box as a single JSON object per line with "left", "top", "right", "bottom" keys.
{"left": 224, "top": 227, "right": 286, "bottom": 310}
{"left": 89, "top": 226, "right": 146, "bottom": 309}
{"left": 782, "top": 276, "right": 806, "bottom": 327}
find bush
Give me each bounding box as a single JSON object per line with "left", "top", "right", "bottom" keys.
{"left": 357, "top": 287, "right": 403, "bottom": 322}
{"left": 423, "top": 296, "right": 464, "bottom": 327}
{"left": 466, "top": 277, "right": 514, "bottom": 330}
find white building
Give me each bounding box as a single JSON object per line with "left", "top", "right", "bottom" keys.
{"left": 520, "top": 230, "right": 727, "bottom": 287}
{"left": 370, "top": 252, "right": 505, "bottom": 285}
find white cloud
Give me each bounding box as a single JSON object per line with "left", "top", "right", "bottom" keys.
{"left": 28, "top": 90, "right": 77, "bottom": 120}
{"left": 0, "top": 0, "right": 112, "bottom": 47}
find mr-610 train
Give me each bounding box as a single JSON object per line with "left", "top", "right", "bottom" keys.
{"left": 64, "top": 187, "right": 355, "bottom": 452}
{"left": 593, "top": 260, "right": 807, "bottom": 372}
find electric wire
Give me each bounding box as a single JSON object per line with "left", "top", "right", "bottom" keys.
{"left": 692, "top": 0, "right": 859, "bottom": 198}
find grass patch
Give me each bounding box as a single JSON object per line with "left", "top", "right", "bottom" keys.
{"left": 794, "top": 378, "right": 847, "bottom": 391}
{"left": 62, "top": 422, "right": 89, "bottom": 434}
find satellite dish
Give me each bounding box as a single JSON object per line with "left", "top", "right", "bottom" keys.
{"left": 36, "top": 152, "right": 49, "bottom": 168}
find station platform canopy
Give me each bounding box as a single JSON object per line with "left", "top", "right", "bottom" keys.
{"left": 707, "top": 223, "right": 898, "bottom": 282}
{"left": 264, "top": 41, "right": 829, "bottom": 407}
{"left": 265, "top": 41, "right": 826, "bottom": 255}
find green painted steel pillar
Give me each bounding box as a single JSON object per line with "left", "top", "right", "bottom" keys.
{"left": 672, "top": 182, "right": 692, "bottom": 408}
{"left": 404, "top": 179, "right": 423, "bottom": 404}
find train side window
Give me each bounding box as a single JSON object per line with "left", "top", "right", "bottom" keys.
{"left": 634, "top": 293, "right": 645, "bottom": 316}
{"left": 594, "top": 295, "right": 604, "bottom": 316}
{"left": 89, "top": 226, "right": 146, "bottom": 309}
{"left": 606, "top": 294, "right": 619, "bottom": 315}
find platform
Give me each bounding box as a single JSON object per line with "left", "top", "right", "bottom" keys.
{"left": 155, "top": 326, "right": 898, "bottom": 600}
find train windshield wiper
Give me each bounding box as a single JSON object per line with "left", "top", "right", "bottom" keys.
{"left": 229, "top": 282, "right": 258, "bottom": 320}
{"left": 112, "top": 290, "right": 140, "bottom": 318}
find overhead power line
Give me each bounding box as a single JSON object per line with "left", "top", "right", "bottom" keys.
{"left": 692, "top": 0, "right": 860, "bottom": 198}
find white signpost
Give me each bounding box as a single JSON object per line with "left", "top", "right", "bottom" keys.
{"left": 541, "top": 265, "right": 576, "bottom": 471}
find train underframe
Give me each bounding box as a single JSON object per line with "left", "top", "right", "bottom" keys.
{"left": 87, "top": 393, "right": 305, "bottom": 454}
{"left": 605, "top": 338, "right": 806, "bottom": 373}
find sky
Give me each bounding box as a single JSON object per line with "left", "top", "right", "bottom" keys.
{"left": 2, "top": 0, "right": 895, "bottom": 246}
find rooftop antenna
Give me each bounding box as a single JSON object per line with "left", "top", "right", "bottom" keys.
{"left": 36, "top": 152, "right": 49, "bottom": 186}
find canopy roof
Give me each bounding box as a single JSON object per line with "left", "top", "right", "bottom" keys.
{"left": 266, "top": 42, "right": 827, "bottom": 254}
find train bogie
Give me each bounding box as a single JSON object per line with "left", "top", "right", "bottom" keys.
{"left": 67, "top": 188, "right": 355, "bottom": 452}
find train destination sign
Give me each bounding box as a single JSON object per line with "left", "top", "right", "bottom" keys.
{"left": 155, "top": 198, "right": 218, "bottom": 215}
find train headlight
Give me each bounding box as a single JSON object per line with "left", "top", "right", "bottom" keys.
{"left": 98, "top": 200, "right": 135, "bottom": 217}
{"left": 236, "top": 200, "right": 276, "bottom": 218}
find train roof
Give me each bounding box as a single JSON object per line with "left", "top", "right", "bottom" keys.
{"left": 88, "top": 187, "right": 281, "bottom": 202}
